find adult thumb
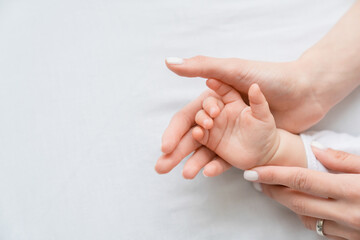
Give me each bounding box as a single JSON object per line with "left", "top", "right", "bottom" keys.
{"left": 165, "top": 55, "right": 251, "bottom": 90}
{"left": 311, "top": 143, "right": 360, "bottom": 173}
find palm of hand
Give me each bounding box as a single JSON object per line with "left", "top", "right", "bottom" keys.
{"left": 194, "top": 80, "right": 280, "bottom": 170}
{"left": 208, "top": 101, "right": 277, "bottom": 169}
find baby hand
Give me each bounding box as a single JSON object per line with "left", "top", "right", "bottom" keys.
{"left": 192, "top": 79, "right": 280, "bottom": 170}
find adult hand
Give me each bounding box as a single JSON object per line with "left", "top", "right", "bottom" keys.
{"left": 164, "top": 56, "right": 325, "bottom": 134}
{"left": 244, "top": 146, "right": 360, "bottom": 239}
{"left": 156, "top": 0, "right": 360, "bottom": 178}
{"left": 156, "top": 56, "right": 326, "bottom": 177}
{"left": 155, "top": 89, "right": 232, "bottom": 178}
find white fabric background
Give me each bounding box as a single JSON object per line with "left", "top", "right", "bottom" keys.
{"left": 0, "top": 0, "right": 359, "bottom": 239}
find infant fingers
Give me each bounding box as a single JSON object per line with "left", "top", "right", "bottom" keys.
{"left": 195, "top": 110, "right": 213, "bottom": 129}
{"left": 192, "top": 125, "right": 209, "bottom": 145}
{"left": 202, "top": 96, "right": 224, "bottom": 118}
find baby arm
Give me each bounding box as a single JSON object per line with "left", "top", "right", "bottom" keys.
{"left": 192, "top": 79, "right": 307, "bottom": 170}
{"left": 269, "top": 129, "right": 307, "bottom": 168}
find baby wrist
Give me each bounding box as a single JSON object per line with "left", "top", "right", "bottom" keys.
{"left": 267, "top": 129, "right": 307, "bottom": 168}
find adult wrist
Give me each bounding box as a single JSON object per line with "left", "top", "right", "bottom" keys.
{"left": 296, "top": 39, "right": 360, "bottom": 114}
{"left": 295, "top": 51, "right": 358, "bottom": 115}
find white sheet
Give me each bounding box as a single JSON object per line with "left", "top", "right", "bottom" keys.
{"left": 0, "top": 0, "right": 358, "bottom": 239}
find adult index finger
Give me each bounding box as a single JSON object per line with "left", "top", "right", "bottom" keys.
{"left": 161, "top": 90, "right": 215, "bottom": 154}
{"left": 244, "top": 166, "right": 343, "bottom": 199}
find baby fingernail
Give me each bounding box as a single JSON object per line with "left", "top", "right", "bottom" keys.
{"left": 166, "top": 57, "right": 184, "bottom": 64}
{"left": 203, "top": 119, "right": 211, "bottom": 128}
{"left": 202, "top": 170, "right": 208, "bottom": 178}
{"left": 210, "top": 108, "right": 217, "bottom": 117}
{"left": 311, "top": 141, "right": 327, "bottom": 150}
{"left": 243, "top": 170, "right": 259, "bottom": 181}
{"left": 252, "top": 182, "right": 262, "bottom": 192}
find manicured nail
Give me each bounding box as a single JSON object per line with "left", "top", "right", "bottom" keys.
{"left": 243, "top": 170, "right": 259, "bottom": 181}
{"left": 252, "top": 182, "right": 262, "bottom": 192}
{"left": 166, "top": 57, "right": 184, "bottom": 64}
{"left": 202, "top": 170, "right": 208, "bottom": 178}
{"left": 311, "top": 141, "right": 327, "bottom": 150}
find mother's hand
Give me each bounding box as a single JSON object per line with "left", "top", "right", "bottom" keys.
{"left": 164, "top": 56, "right": 327, "bottom": 134}
{"left": 244, "top": 147, "right": 360, "bottom": 239}
{"left": 155, "top": 89, "right": 232, "bottom": 178}
{"left": 156, "top": 55, "right": 327, "bottom": 177}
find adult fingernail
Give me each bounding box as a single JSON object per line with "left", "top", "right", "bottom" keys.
{"left": 243, "top": 170, "right": 258, "bottom": 181}
{"left": 252, "top": 182, "right": 262, "bottom": 192}
{"left": 166, "top": 57, "right": 184, "bottom": 64}
{"left": 311, "top": 141, "right": 327, "bottom": 150}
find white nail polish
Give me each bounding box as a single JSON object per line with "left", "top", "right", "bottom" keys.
{"left": 252, "top": 182, "right": 262, "bottom": 192}
{"left": 202, "top": 170, "right": 208, "bottom": 178}
{"left": 166, "top": 57, "right": 184, "bottom": 64}
{"left": 311, "top": 141, "right": 327, "bottom": 150}
{"left": 243, "top": 170, "right": 258, "bottom": 181}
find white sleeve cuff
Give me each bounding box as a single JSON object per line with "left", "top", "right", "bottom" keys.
{"left": 300, "top": 130, "right": 360, "bottom": 173}
{"left": 300, "top": 133, "right": 329, "bottom": 172}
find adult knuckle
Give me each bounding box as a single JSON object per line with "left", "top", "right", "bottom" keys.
{"left": 333, "top": 150, "right": 351, "bottom": 162}
{"left": 265, "top": 170, "right": 276, "bottom": 183}
{"left": 176, "top": 146, "right": 188, "bottom": 159}
{"left": 230, "top": 60, "right": 250, "bottom": 80}
{"left": 293, "top": 170, "right": 311, "bottom": 191}
{"left": 195, "top": 55, "right": 210, "bottom": 76}
{"left": 301, "top": 216, "right": 314, "bottom": 230}
{"left": 225, "top": 64, "right": 241, "bottom": 79}
{"left": 290, "top": 197, "right": 306, "bottom": 214}
{"left": 193, "top": 55, "right": 206, "bottom": 62}
{"left": 193, "top": 55, "right": 208, "bottom": 74}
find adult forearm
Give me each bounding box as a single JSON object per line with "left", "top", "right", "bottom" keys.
{"left": 298, "top": 0, "right": 360, "bottom": 110}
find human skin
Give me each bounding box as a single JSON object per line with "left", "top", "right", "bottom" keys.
{"left": 155, "top": 0, "right": 360, "bottom": 178}
{"left": 191, "top": 79, "right": 307, "bottom": 170}
{"left": 244, "top": 147, "right": 360, "bottom": 240}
